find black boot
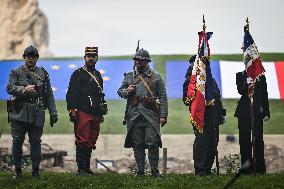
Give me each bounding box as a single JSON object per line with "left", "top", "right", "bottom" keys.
{"left": 148, "top": 148, "right": 161, "bottom": 177}
{"left": 12, "top": 141, "right": 23, "bottom": 178}
{"left": 84, "top": 148, "right": 95, "bottom": 175}
{"left": 76, "top": 146, "right": 86, "bottom": 175}
{"left": 134, "top": 148, "right": 146, "bottom": 176}
{"left": 13, "top": 167, "right": 22, "bottom": 179}
{"left": 32, "top": 167, "right": 40, "bottom": 177}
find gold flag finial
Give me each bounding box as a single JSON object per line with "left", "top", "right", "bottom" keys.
{"left": 203, "top": 14, "right": 206, "bottom": 31}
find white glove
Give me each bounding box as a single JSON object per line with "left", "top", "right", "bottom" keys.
{"left": 264, "top": 116, "right": 269, "bottom": 121}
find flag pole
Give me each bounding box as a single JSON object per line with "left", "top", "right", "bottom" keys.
{"left": 202, "top": 14, "right": 219, "bottom": 174}
{"left": 202, "top": 14, "right": 220, "bottom": 174}
{"left": 203, "top": 14, "right": 206, "bottom": 32}
{"left": 245, "top": 17, "right": 256, "bottom": 176}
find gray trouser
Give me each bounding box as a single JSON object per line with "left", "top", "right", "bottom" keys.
{"left": 131, "top": 115, "right": 160, "bottom": 175}
{"left": 11, "top": 120, "right": 43, "bottom": 169}
{"left": 130, "top": 115, "right": 159, "bottom": 149}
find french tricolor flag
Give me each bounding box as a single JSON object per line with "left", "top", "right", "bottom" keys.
{"left": 243, "top": 28, "right": 266, "bottom": 98}
{"left": 186, "top": 30, "right": 214, "bottom": 133}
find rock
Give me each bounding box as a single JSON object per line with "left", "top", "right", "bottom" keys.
{"left": 62, "top": 156, "right": 77, "bottom": 172}
{"left": 0, "top": 0, "right": 52, "bottom": 60}
{"left": 44, "top": 166, "right": 71, "bottom": 173}
{"left": 265, "top": 144, "right": 284, "bottom": 173}
{"left": 114, "top": 157, "right": 135, "bottom": 173}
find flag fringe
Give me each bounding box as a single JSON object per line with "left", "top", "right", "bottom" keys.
{"left": 189, "top": 113, "right": 203, "bottom": 133}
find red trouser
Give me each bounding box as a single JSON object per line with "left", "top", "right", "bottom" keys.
{"left": 74, "top": 110, "right": 100, "bottom": 150}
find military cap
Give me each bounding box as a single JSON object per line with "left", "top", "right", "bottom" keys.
{"left": 85, "top": 46, "right": 98, "bottom": 55}
{"left": 23, "top": 45, "right": 39, "bottom": 57}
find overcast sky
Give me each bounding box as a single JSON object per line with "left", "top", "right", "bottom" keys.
{"left": 38, "top": 0, "right": 284, "bottom": 57}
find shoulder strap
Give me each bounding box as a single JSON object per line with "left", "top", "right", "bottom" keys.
{"left": 137, "top": 75, "right": 154, "bottom": 97}
{"left": 24, "top": 67, "right": 44, "bottom": 81}
{"left": 82, "top": 67, "right": 103, "bottom": 93}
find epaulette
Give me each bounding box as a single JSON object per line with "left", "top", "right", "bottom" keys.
{"left": 77, "top": 67, "right": 83, "bottom": 72}
{"left": 72, "top": 67, "right": 83, "bottom": 74}
{"left": 124, "top": 71, "right": 133, "bottom": 77}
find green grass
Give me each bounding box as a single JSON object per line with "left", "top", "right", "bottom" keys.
{"left": 1, "top": 99, "right": 284, "bottom": 134}
{"left": 0, "top": 171, "right": 283, "bottom": 189}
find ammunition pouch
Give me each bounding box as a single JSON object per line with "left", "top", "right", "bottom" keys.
{"left": 7, "top": 98, "right": 16, "bottom": 112}
{"left": 129, "top": 96, "right": 160, "bottom": 114}
{"left": 129, "top": 95, "right": 139, "bottom": 106}
{"left": 141, "top": 97, "right": 160, "bottom": 114}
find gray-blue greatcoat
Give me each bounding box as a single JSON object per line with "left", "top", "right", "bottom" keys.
{"left": 117, "top": 67, "right": 168, "bottom": 148}
{"left": 7, "top": 65, "right": 57, "bottom": 126}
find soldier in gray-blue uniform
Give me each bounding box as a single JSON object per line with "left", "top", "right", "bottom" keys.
{"left": 6, "top": 45, "right": 58, "bottom": 178}
{"left": 117, "top": 48, "right": 168, "bottom": 177}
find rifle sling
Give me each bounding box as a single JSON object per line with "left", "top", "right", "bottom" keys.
{"left": 137, "top": 75, "right": 154, "bottom": 97}
{"left": 24, "top": 67, "right": 44, "bottom": 81}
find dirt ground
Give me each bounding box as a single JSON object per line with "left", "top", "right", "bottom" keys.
{"left": 1, "top": 134, "right": 284, "bottom": 173}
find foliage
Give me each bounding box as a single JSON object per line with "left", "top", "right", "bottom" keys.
{"left": 0, "top": 155, "right": 13, "bottom": 172}
{"left": 223, "top": 154, "right": 241, "bottom": 174}
{"left": 0, "top": 155, "right": 32, "bottom": 172}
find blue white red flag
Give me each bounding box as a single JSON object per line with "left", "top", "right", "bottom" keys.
{"left": 243, "top": 29, "right": 265, "bottom": 98}
{"left": 186, "top": 30, "right": 214, "bottom": 133}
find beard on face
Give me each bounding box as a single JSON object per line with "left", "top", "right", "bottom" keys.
{"left": 85, "top": 59, "right": 96, "bottom": 69}
{"left": 135, "top": 61, "right": 148, "bottom": 73}
{"left": 25, "top": 60, "right": 36, "bottom": 69}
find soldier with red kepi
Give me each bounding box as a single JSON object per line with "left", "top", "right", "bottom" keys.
{"left": 66, "top": 46, "right": 108, "bottom": 175}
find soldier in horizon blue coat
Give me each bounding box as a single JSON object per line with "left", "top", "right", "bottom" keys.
{"left": 118, "top": 48, "right": 168, "bottom": 177}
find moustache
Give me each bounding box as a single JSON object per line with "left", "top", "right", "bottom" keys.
{"left": 28, "top": 60, "right": 36, "bottom": 64}
{"left": 87, "top": 60, "right": 95, "bottom": 63}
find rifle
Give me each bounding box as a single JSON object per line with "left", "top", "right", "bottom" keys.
{"left": 122, "top": 40, "right": 140, "bottom": 125}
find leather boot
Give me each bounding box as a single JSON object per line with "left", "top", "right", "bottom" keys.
{"left": 13, "top": 167, "right": 22, "bottom": 179}
{"left": 32, "top": 167, "right": 40, "bottom": 177}
{"left": 134, "top": 148, "right": 146, "bottom": 176}
{"left": 148, "top": 148, "right": 161, "bottom": 177}
{"left": 84, "top": 148, "right": 95, "bottom": 175}
{"left": 76, "top": 145, "right": 86, "bottom": 175}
